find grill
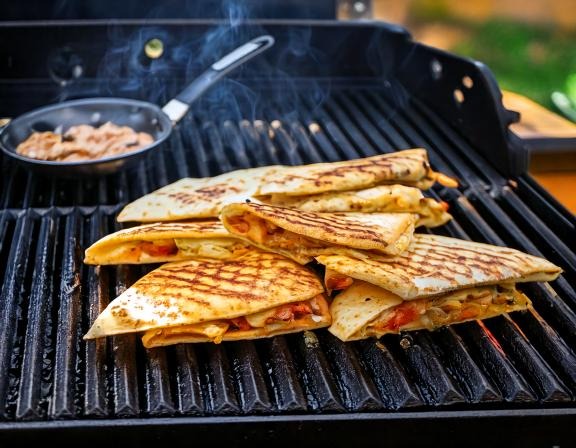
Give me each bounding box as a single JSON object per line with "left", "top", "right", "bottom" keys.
{"left": 1, "top": 20, "right": 575, "bottom": 445}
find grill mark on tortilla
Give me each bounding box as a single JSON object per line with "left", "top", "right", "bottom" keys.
{"left": 160, "top": 183, "right": 246, "bottom": 205}
{"left": 116, "top": 221, "right": 225, "bottom": 236}
{"left": 355, "top": 252, "right": 526, "bottom": 280}
{"left": 269, "top": 157, "right": 423, "bottom": 185}
{"left": 133, "top": 253, "right": 322, "bottom": 302}
{"left": 239, "top": 204, "right": 394, "bottom": 242}
{"left": 410, "top": 243, "right": 538, "bottom": 270}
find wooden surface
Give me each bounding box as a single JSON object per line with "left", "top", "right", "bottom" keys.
{"left": 500, "top": 90, "right": 576, "bottom": 214}
{"left": 502, "top": 90, "right": 576, "bottom": 140}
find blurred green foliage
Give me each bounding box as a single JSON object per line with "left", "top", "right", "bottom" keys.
{"left": 452, "top": 20, "right": 576, "bottom": 110}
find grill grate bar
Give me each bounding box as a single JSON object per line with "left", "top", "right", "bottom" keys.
{"left": 267, "top": 121, "right": 304, "bottom": 166}
{"left": 15, "top": 212, "right": 57, "bottom": 420}
{"left": 411, "top": 99, "right": 504, "bottom": 187}
{"left": 355, "top": 339, "right": 423, "bottom": 409}
{"left": 332, "top": 93, "right": 395, "bottom": 153}
{"left": 49, "top": 211, "right": 82, "bottom": 419}
{"left": 498, "top": 188, "right": 576, "bottom": 279}
{"left": 111, "top": 266, "right": 140, "bottom": 417}
{"left": 430, "top": 328, "right": 501, "bottom": 403}
{"left": 319, "top": 333, "right": 383, "bottom": 412}
{"left": 227, "top": 342, "right": 273, "bottom": 414}
{"left": 362, "top": 92, "right": 462, "bottom": 186}
{"left": 392, "top": 333, "right": 466, "bottom": 406}
{"left": 484, "top": 317, "right": 572, "bottom": 402}
{"left": 203, "top": 121, "right": 234, "bottom": 173}
{"left": 517, "top": 176, "right": 576, "bottom": 237}
{"left": 457, "top": 322, "right": 536, "bottom": 403}
{"left": 221, "top": 121, "right": 253, "bottom": 169}
{"left": 0, "top": 211, "right": 33, "bottom": 418}
{"left": 257, "top": 337, "right": 307, "bottom": 412}
{"left": 302, "top": 94, "right": 373, "bottom": 161}
{"left": 348, "top": 92, "right": 409, "bottom": 150}
{"left": 143, "top": 348, "right": 175, "bottom": 416}
{"left": 320, "top": 97, "right": 378, "bottom": 158}
{"left": 512, "top": 309, "right": 576, "bottom": 393}
{"left": 83, "top": 210, "right": 109, "bottom": 417}
{"left": 202, "top": 344, "right": 240, "bottom": 415}
{"left": 173, "top": 345, "right": 204, "bottom": 415}
{"left": 183, "top": 116, "right": 211, "bottom": 178}
{"left": 291, "top": 332, "right": 345, "bottom": 412}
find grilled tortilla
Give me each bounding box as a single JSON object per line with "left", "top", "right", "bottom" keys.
{"left": 328, "top": 280, "right": 531, "bottom": 341}
{"left": 220, "top": 203, "right": 417, "bottom": 264}
{"left": 116, "top": 149, "right": 458, "bottom": 223}
{"left": 84, "top": 221, "right": 251, "bottom": 265}
{"left": 116, "top": 166, "right": 275, "bottom": 222}
{"left": 265, "top": 185, "right": 452, "bottom": 228}
{"left": 317, "top": 234, "right": 562, "bottom": 299}
{"left": 257, "top": 148, "right": 458, "bottom": 196}
{"left": 84, "top": 252, "right": 330, "bottom": 345}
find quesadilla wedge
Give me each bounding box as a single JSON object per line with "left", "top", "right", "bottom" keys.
{"left": 328, "top": 280, "right": 531, "bottom": 341}
{"left": 317, "top": 234, "right": 562, "bottom": 299}
{"left": 84, "top": 221, "right": 251, "bottom": 265}
{"left": 220, "top": 203, "right": 417, "bottom": 264}
{"left": 257, "top": 148, "right": 458, "bottom": 197}
{"left": 264, "top": 185, "right": 452, "bottom": 228}
{"left": 116, "top": 149, "right": 457, "bottom": 224}
{"left": 84, "top": 252, "right": 331, "bottom": 346}
{"left": 116, "top": 166, "right": 275, "bottom": 222}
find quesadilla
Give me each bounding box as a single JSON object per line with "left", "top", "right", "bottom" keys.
{"left": 84, "top": 252, "right": 331, "bottom": 346}
{"left": 318, "top": 234, "right": 562, "bottom": 341}
{"left": 116, "top": 166, "right": 275, "bottom": 223}
{"left": 116, "top": 149, "right": 458, "bottom": 223}
{"left": 317, "top": 234, "right": 562, "bottom": 299}
{"left": 220, "top": 203, "right": 417, "bottom": 264}
{"left": 264, "top": 185, "right": 452, "bottom": 228}
{"left": 257, "top": 148, "right": 458, "bottom": 197}
{"left": 84, "top": 221, "right": 251, "bottom": 265}
{"left": 328, "top": 280, "right": 531, "bottom": 341}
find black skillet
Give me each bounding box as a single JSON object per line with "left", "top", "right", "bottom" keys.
{"left": 0, "top": 35, "right": 274, "bottom": 177}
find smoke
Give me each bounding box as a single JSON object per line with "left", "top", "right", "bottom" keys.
{"left": 58, "top": 0, "right": 330, "bottom": 126}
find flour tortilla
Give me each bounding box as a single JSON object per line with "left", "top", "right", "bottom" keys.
{"left": 84, "top": 251, "right": 326, "bottom": 341}
{"left": 264, "top": 184, "right": 452, "bottom": 228}
{"left": 84, "top": 221, "right": 251, "bottom": 265}
{"left": 257, "top": 148, "right": 458, "bottom": 196}
{"left": 220, "top": 203, "right": 417, "bottom": 264}
{"left": 117, "top": 149, "right": 458, "bottom": 223}
{"left": 116, "top": 166, "right": 275, "bottom": 222}
{"left": 328, "top": 280, "right": 531, "bottom": 341}
{"left": 317, "top": 234, "right": 562, "bottom": 299}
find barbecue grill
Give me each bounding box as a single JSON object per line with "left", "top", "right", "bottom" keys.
{"left": 0, "top": 17, "right": 575, "bottom": 446}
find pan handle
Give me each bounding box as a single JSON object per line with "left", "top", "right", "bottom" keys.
{"left": 162, "top": 35, "right": 275, "bottom": 124}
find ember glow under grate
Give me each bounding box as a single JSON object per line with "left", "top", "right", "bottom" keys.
{"left": 0, "top": 20, "right": 575, "bottom": 445}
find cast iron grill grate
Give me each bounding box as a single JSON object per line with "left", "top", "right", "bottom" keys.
{"left": 0, "top": 87, "right": 575, "bottom": 423}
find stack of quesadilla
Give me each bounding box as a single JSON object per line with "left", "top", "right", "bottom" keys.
{"left": 116, "top": 148, "right": 457, "bottom": 226}
{"left": 84, "top": 252, "right": 331, "bottom": 347}
{"left": 220, "top": 203, "right": 418, "bottom": 263}
{"left": 84, "top": 221, "right": 251, "bottom": 265}
{"left": 317, "top": 234, "right": 562, "bottom": 341}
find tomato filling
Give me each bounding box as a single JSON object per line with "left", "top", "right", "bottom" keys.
{"left": 227, "top": 213, "right": 323, "bottom": 250}
{"left": 370, "top": 287, "right": 527, "bottom": 333}
{"left": 326, "top": 274, "right": 354, "bottom": 291}
{"left": 139, "top": 240, "right": 178, "bottom": 257}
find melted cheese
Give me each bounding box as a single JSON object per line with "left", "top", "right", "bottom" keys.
{"left": 174, "top": 238, "right": 247, "bottom": 259}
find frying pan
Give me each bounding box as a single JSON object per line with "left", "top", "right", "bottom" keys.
{"left": 0, "top": 35, "right": 274, "bottom": 177}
